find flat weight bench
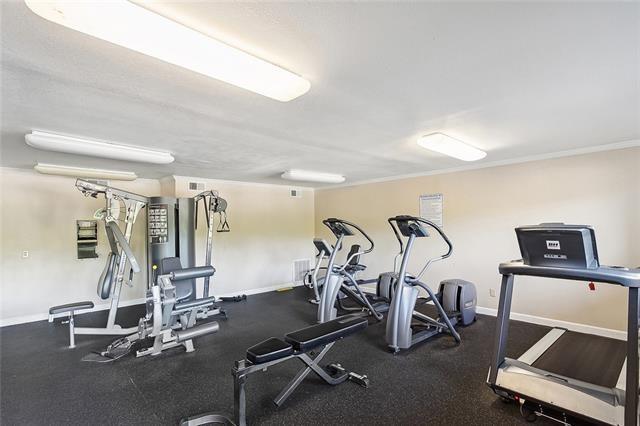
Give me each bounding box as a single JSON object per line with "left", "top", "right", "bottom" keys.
{"left": 180, "top": 314, "right": 370, "bottom": 426}
{"left": 48, "top": 301, "right": 95, "bottom": 348}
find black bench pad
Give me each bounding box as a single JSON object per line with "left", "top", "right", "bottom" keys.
{"left": 285, "top": 315, "right": 368, "bottom": 352}
{"left": 247, "top": 338, "right": 294, "bottom": 364}
{"left": 49, "top": 301, "right": 95, "bottom": 315}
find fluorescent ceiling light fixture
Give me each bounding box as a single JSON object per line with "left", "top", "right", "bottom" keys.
{"left": 25, "top": 131, "right": 174, "bottom": 164}
{"left": 281, "top": 169, "right": 345, "bottom": 184}
{"left": 417, "top": 133, "right": 487, "bottom": 161}
{"left": 34, "top": 163, "right": 138, "bottom": 181}
{"left": 24, "top": 0, "right": 311, "bottom": 102}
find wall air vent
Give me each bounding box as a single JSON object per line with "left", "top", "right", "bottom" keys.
{"left": 293, "top": 259, "right": 311, "bottom": 285}
{"left": 290, "top": 189, "right": 302, "bottom": 198}
{"left": 189, "top": 181, "right": 205, "bottom": 191}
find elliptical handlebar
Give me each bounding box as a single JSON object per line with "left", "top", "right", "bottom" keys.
{"left": 322, "top": 218, "right": 374, "bottom": 270}
{"left": 387, "top": 218, "right": 405, "bottom": 271}
{"left": 388, "top": 215, "right": 453, "bottom": 281}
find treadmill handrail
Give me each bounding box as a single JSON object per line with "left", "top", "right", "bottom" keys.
{"left": 500, "top": 260, "right": 640, "bottom": 288}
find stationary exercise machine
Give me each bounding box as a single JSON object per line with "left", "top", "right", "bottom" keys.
{"left": 180, "top": 314, "right": 370, "bottom": 426}
{"left": 83, "top": 258, "right": 221, "bottom": 361}
{"left": 317, "top": 218, "right": 389, "bottom": 322}
{"left": 50, "top": 180, "right": 239, "bottom": 356}
{"left": 49, "top": 179, "right": 149, "bottom": 345}
{"left": 385, "top": 215, "right": 476, "bottom": 353}
{"left": 90, "top": 191, "right": 234, "bottom": 359}
{"left": 148, "top": 190, "right": 237, "bottom": 314}
{"left": 488, "top": 223, "right": 640, "bottom": 425}
{"left": 305, "top": 239, "right": 333, "bottom": 304}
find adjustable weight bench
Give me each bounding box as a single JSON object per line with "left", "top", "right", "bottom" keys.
{"left": 180, "top": 314, "right": 370, "bottom": 426}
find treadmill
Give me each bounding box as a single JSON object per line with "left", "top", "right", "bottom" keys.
{"left": 487, "top": 224, "right": 640, "bottom": 425}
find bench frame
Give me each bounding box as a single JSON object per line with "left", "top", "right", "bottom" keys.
{"left": 180, "top": 341, "right": 368, "bottom": 426}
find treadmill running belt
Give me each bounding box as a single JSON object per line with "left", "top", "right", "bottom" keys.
{"left": 531, "top": 331, "right": 626, "bottom": 388}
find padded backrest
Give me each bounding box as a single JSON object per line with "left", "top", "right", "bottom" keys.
{"left": 97, "top": 252, "right": 118, "bottom": 300}
{"left": 347, "top": 244, "right": 361, "bottom": 266}
{"left": 159, "top": 257, "right": 195, "bottom": 302}
{"left": 159, "top": 257, "right": 183, "bottom": 275}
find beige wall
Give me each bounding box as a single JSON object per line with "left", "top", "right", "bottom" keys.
{"left": 171, "top": 176, "right": 315, "bottom": 297}
{"left": 0, "top": 168, "right": 159, "bottom": 323}
{"left": 0, "top": 169, "right": 315, "bottom": 325}
{"left": 315, "top": 147, "right": 640, "bottom": 331}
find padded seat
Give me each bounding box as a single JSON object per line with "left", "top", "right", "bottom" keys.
{"left": 49, "top": 301, "right": 94, "bottom": 315}
{"left": 247, "top": 338, "right": 294, "bottom": 364}
{"left": 174, "top": 296, "right": 217, "bottom": 312}
{"left": 285, "top": 315, "right": 368, "bottom": 352}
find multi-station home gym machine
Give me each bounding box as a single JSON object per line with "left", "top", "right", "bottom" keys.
{"left": 49, "top": 179, "right": 242, "bottom": 359}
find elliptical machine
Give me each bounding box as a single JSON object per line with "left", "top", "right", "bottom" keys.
{"left": 317, "top": 218, "right": 388, "bottom": 322}
{"left": 385, "top": 215, "right": 476, "bottom": 353}
{"left": 305, "top": 239, "right": 334, "bottom": 305}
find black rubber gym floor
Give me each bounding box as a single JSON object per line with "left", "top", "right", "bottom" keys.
{"left": 1, "top": 287, "right": 556, "bottom": 425}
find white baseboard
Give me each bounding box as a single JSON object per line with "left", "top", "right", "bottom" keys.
{"left": 1, "top": 283, "right": 627, "bottom": 340}
{"left": 0, "top": 282, "right": 302, "bottom": 327}
{"left": 216, "top": 282, "right": 300, "bottom": 298}
{"left": 0, "top": 297, "right": 147, "bottom": 327}
{"left": 476, "top": 306, "right": 626, "bottom": 340}
{"left": 342, "top": 284, "right": 627, "bottom": 339}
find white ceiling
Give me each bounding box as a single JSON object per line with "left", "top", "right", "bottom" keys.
{"left": 2, "top": 1, "right": 639, "bottom": 187}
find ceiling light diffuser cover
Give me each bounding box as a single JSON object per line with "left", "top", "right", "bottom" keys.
{"left": 25, "top": 131, "right": 174, "bottom": 164}
{"left": 34, "top": 163, "right": 138, "bottom": 180}
{"left": 281, "top": 169, "right": 346, "bottom": 184}
{"left": 24, "top": 0, "right": 310, "bottom": 102}
{"left": 417, "top": 133, "right": 487, "bottom": 161}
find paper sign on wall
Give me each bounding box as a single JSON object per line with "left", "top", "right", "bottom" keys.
{"left": 419, "top": 193, "right": 444, "bottom": 228}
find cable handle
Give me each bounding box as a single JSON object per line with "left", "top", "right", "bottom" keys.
{"left": 322, "top": 218, "right": 374, "bottom": 269}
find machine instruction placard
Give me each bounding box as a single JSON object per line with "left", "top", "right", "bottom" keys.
{"left": 148, "top": 204, "right": 169, "bottom": 244}
{"left": 419, "top": 193, "right": 444, "bottom": 228}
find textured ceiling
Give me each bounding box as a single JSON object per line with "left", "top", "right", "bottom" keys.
{"left": 1, "top": 1, "right": 639, "bottom": 186}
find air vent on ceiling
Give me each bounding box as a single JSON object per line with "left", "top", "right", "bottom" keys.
{"left": 293, "top": 258, "right": 311, "bottom": 285}
{"left": 290, "top": 189, "right": 302, "bottom": 198}
{"left": 189, "top": 181, "right": 205, "bottom": 191}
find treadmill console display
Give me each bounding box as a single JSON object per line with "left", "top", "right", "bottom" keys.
{"left": 515, "top": 224, "right": 599, "bottom": 269}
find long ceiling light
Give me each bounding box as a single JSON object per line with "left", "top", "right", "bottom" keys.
{"left": 24, "top": 1, "right": 311, "bottom": 102}
{"left": 417, "top": 133, "right": 487, "bottom": 161}
{"left": 25, "top": 131, "right": 174, "bottom": 164}
{"left": 34, "top": 163, "right": 138, "bottom": 180}
{"left": 281, "top": 169, "right": 346, "bottom": 184}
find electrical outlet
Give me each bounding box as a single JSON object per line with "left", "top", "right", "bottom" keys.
{"left": 489, "top": 288, "right": 496, "bottom": 298}
{"left": 21, "top": 250, "right": 29, "bottom": 259}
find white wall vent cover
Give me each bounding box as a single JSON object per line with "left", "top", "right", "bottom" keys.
{"left": 293, "top": 258, "right": 311, "bottom": 285}
{"left": 290, "top": 189, "right": 302, "bottom": 198}
{"left": 189, "top": 181, "right": 205, "bottom": 191}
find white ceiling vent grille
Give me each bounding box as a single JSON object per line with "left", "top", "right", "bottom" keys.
{"left": 189, "top": 181, "right": 205, "bottom": 191}
{"left": 293, "top": 258, "right": 311, "bottom": 285}
{"left": 290, "top": 189, "right": 302, "bottom": 198}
